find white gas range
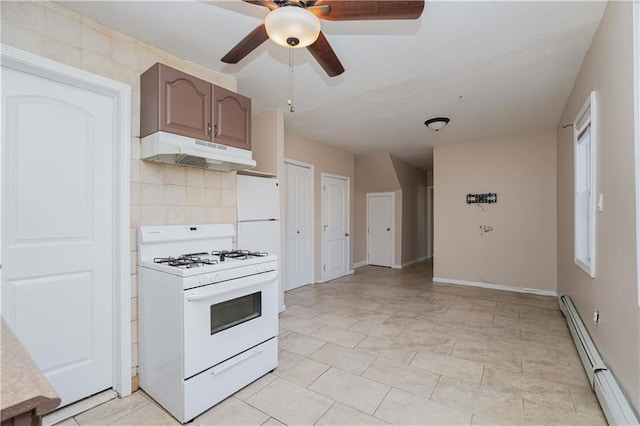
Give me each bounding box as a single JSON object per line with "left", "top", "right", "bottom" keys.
{"left": 137, "top": 224, "right": 278, "bottom": 423}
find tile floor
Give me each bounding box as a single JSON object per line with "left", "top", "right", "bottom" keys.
{"left": 55, "top": 261, "right": 606, "bottom": 425}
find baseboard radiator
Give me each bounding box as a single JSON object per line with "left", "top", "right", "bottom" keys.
{"left": 558, "top": 295, "right": 640, "bottom": 425}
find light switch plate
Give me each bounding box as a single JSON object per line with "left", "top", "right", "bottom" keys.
{"left": 597, "top": 193, "right": 603, "bottom": 211}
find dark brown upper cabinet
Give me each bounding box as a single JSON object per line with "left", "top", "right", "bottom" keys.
{"left": 213, "top": 85, "right": 251, "bottom": 151}
{"left": 140, "top": 63, "right": 252, "bottom": 150}
{"left": 140, "top": 63, "right": 212, "bottom": 140}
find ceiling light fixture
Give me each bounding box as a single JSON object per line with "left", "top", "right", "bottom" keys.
{"left": 424, "top": 117, "right": 450, "bottom": 131}
{"left": 265, "top": 6, "right": 321, "bottom": 48}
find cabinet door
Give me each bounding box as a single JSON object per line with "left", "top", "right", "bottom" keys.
{"left": 213, "top": 85, "right": 251, "bottom": 150}
{"left": 159, "top": 65, "right": 212, "bottom": 140}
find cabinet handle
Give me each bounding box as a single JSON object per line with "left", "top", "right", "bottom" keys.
{"left": 207, "top": 123, "right": 212, "bottom": 135}
{"left": 214, "top": 124, "right": 218, "bottom": 137}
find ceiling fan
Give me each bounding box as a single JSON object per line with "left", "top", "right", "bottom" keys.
{"left": 221, "top": 0, "right": 425, "bottom": 77}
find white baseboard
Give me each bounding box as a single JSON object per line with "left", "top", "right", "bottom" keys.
{"left": 559, "top": 295, "right": 640, "bottom": 425}
{"left": 432, "top": 277, "right": 557, "bottom": 297}
{"left": 388, "top": 256, "right": 432, "bottom": 270}
{"left": 354, "top": 258, "right": 430, "bottom": 270}
{"left": 44, "top": 390, "right": 118, "bottom": 426}
{"left": 318, "top": 269, "right": 355, "bottom": 283}
{"left": 402, "top": 256, "right": 430, "bottom": 268}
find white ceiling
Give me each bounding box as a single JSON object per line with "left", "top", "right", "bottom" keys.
{"left": 62, "top": 0, "right": 606, "bottom": 170}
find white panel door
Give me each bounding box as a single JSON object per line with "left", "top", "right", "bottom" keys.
{"left": 2, "top": 66, "right": 114, "bottom": 406}
{"left": 322, "top": 174, "right": 349, "bottom": 282}
{"left": 285, "top": 162, "right": 313, "bottom": 291}
{"left": 367, "top": 193, "right": 394, "bottom": 267}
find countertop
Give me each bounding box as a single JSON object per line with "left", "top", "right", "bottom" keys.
{"left": 1, "top": 318, "right": 60, "bottom": 421}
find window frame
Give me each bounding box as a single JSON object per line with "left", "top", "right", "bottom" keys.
{"left": 574, "top": 91, "right": 597, "bottom": 278}
{"left": 633, "top": 0, "right": 640, "bottom": 306}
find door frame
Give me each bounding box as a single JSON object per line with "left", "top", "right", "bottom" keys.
{"left": 283, "top": 158, "right": 315, "bottom": 290}
{"left": 0, "top": 45, "right": 132, "bottom": 398}
{"left": 366, "top": 192, "right": 395, "bottom": 267}
{"left": 427, "top": 186, "right": 434, "bottom": 259}
{"left": 635, "top": 0, "right": 640, "bottom": 307}
{"left": 320, "top": 172, "right": 350, "bottom": 283}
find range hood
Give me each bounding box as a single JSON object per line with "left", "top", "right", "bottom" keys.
{"left": 141, "top": 131, "right": 256, "bottom": 172}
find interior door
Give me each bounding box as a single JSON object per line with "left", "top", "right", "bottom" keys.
{"left": 285, "top": 162, "right": 313, "bottom": 291}
{"left": 322, "top": 174, "right": 349, "bottom": 282}
{"left": 367, "top": 193, "right": 394, "bottom": 267}
{"left": 1, "top": 66, "right": 114, "bottom": 406}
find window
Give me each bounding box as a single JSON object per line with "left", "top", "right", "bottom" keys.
{"left": 574, "top": 91, "right": 597, "bottom": 277}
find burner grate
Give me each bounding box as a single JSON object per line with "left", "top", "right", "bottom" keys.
{"left": 154, "top": 253, "right": 219, "bottom": 269}
{"left": 212, "top": 250, "right": 268, "bottom": 261}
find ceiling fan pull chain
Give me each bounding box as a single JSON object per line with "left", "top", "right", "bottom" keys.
{"left": 287, "top": 47, "right": 295, "bottom": 113}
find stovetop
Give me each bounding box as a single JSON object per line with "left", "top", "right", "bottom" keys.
{"left": 153, "top": 250, "right": 269, "bottom": 269}
{"left": 137, "top": 224, "right": 277, "bottom": 280}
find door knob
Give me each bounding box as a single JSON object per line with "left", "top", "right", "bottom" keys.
{"left": 345, "top": 233, "right": 350, "bottom": 237}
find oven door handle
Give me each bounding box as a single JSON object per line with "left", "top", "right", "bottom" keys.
{"left": 185, "top": 271, "right": 276, "bottom": 302}
{"left": 211, "top": 346, "right": 263, "bottom": 375}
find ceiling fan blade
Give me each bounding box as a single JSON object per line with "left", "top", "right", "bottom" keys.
{"left": 242, "top": 0, "right": 279, "bottom": 10}
{"left": 307, "top": 4, "right": 331, "bottom": 18}
{"left": 307, "top": 31, "right": 345, "bottom": 77}
{"left": 221, "top": 24, "right": 269, "bottom": 64}
{"left": 312, "top": 0, "right": 425, "bottom": 21}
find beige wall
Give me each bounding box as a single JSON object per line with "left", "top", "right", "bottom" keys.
{"left": 2, "top": 1, "right": 239, "bottom": 379}
{"left": 556, "top": 1, "right": 639, "bottom": 411}
{"left": 353, "top": 153, "right": 428, "bottom": 266}
{"left": 390, "top": 156, "right": 428, "bottom": 265}
{"left": 354, "top": 153, "right": 401, "bottom": 265}
{"left": 284, "top": 132, "right": 355, "bottom": 281}
{"left": 433, "top": 131, "right": 557, "bottom": 292}
{"left": 251, "top": 110, "right": 279, "bottom": 176}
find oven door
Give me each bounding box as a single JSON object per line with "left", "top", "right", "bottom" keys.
{"left": 183, "top": 270, "right": 278, "bottom": 379}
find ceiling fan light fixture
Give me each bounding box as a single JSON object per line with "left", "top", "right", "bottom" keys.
{"left": 265, "top": 6, "right": 321, "bottom": 48}
{"left": 424, "top": 117, "right": 450, "bottom": 131}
